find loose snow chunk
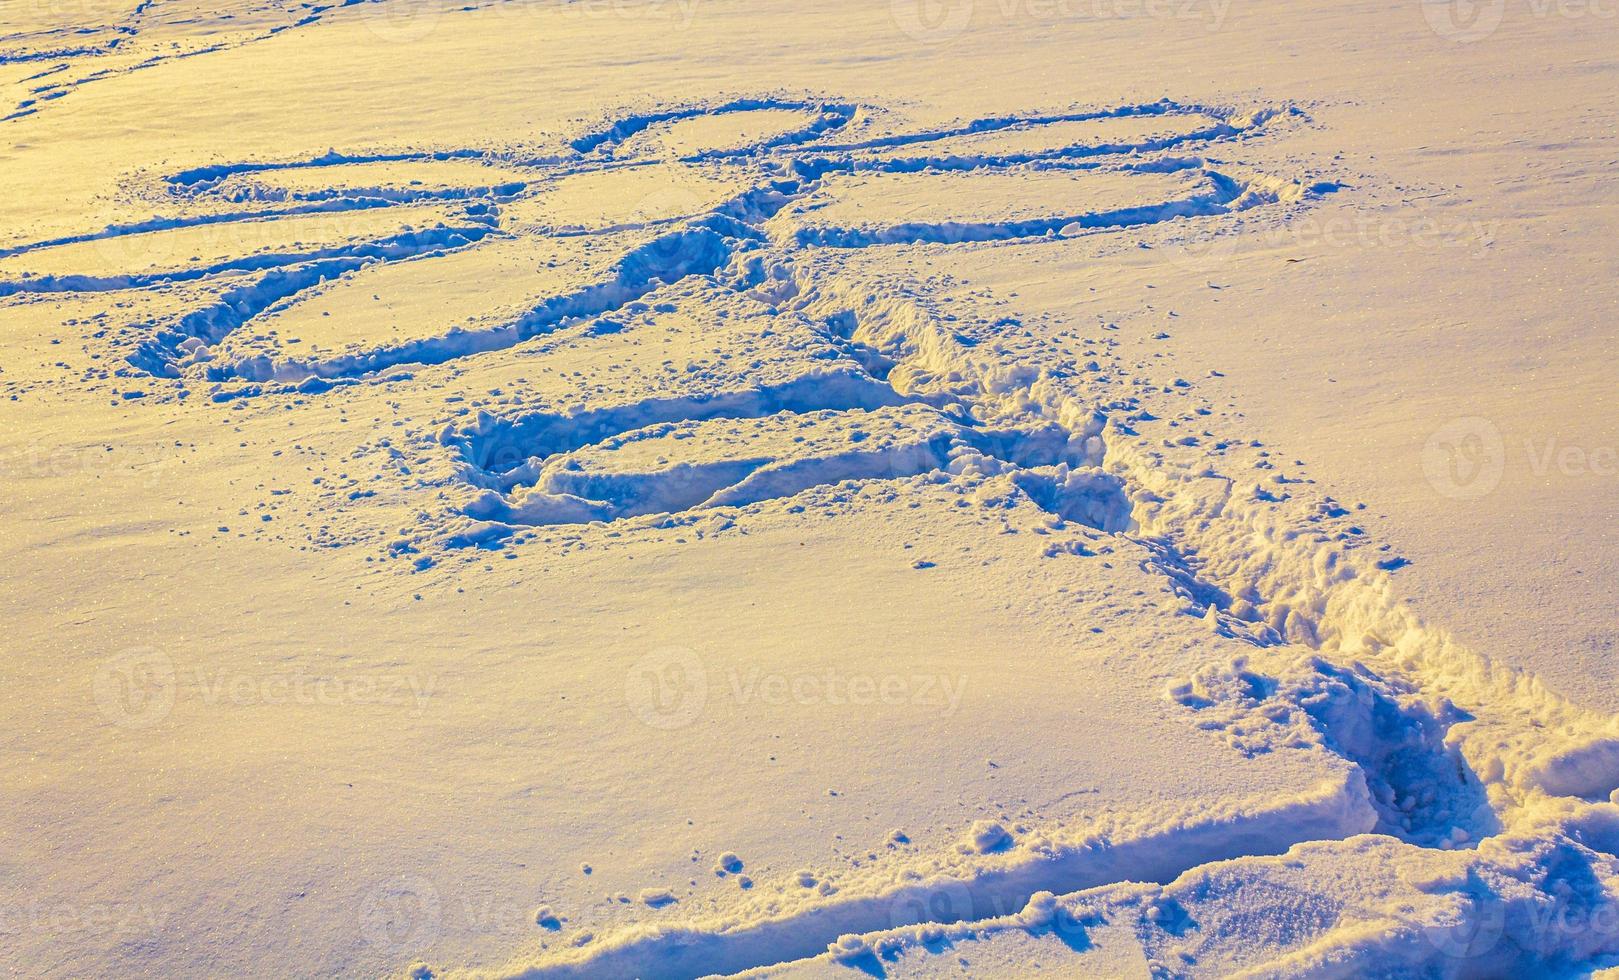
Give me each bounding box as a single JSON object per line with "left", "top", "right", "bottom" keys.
{"left": 828, "top": 933, "right": 873, "bottom": 963}
{"left": 961, "top": 819, "right": 1013, "bottom": 854}
{"left": 1018, "top": 889, "right": 1061, "bottom": 927}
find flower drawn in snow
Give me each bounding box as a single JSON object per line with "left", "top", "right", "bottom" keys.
{"left": 89, "top": 98, "right": 1288, "bottom": 385}
{"left": 59, "top": 98, "right": 1312, "bottom": 537}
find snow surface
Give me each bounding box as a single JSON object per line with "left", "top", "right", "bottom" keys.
{"left": 2, "top": 0, "right": 1617, "bottom": 977}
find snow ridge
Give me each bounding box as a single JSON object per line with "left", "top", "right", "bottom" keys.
{"left": 490, "top": 777, "right": 1372, "bottom": 980}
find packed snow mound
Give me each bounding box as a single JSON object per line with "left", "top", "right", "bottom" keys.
{"left": 759, "top": 832, "right": 1619, "bottom": 978}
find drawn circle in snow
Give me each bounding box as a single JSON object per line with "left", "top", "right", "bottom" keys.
{"left": 625, "top": 645, "right": 708, "bottom": 730}
{"left": 357, "top": 874, "right": 443, "bottom": 952}
{"left": 1421, "top": 416, "right": 1505, "bottom": 501}
{"left": 357, "top": 0, "right": 446, "bottom": 43}
{"left": 92, "top": 646, "right": 177, "bottom": 729}
{"left": 887, "top": 877, "right": 974, "bottom": 929}
{"left": 1420, "top": 0, "right": 1506, "bottom": 43}
{"left": 889, "top": 0, "right": 974, "bottom": 44}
